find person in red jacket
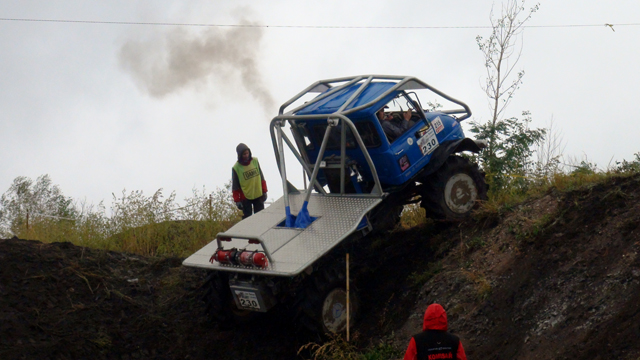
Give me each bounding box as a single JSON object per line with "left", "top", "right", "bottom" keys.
{"left": 403, "top": 303, "right": 467, "bottom": 360}
{"left": 231, "top": 143, "right": 268, "bottom": 219}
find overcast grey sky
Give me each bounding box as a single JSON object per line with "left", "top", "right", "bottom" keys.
{"left": 1, "top": 0, "right": 639, "bottom": 209}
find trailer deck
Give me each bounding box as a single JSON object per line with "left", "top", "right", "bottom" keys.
{"left": 182, "top": 192, "right": 382, "bottom": 276}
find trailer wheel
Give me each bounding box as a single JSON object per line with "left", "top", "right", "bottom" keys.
{"left": 419, "top": 155, "right": 487, "bottom": 220}
{"left": 294, "top": 262, "right": 357, "bottom": 334}
{"left": 202, "top": 271, "right": 257, "bottom": 325}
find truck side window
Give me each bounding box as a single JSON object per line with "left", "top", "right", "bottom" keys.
{"left": 354, "top": 122, "right": 381, "bottom": 148}
{"left": 312, "top": 122, "right": 381, "bottom": 149}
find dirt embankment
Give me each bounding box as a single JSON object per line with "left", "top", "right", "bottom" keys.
{"left": 0, "top": 239, "right": 305, "bottom": 359}
{"left": 1, "top": 173, "right": 640, "bottom": 359}
{"left": 387, "top": 174, "right": 640, "bottom": 359}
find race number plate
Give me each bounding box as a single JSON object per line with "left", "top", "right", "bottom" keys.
{"left": 417, "top": 126, "right": 439, "bottom": 155}
{"left": 234, "top": 290, "right": 261, "bottom": 310}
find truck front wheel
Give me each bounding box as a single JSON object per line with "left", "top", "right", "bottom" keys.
{"left": 419, "top": 155, "right": 487, "bottom": 220}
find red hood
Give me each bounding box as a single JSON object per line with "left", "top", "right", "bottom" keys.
{"left": 422, "top": 303, "right": 448, "bottom": 331}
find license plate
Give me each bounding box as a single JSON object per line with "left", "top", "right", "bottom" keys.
{"left": 417, "top": 126, "right": 439, "bottom": 155}
{"left": 234, "top": 290, "right": 261, "bottom": 310}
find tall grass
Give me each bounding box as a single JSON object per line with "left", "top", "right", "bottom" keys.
{"left": 3, "top": 153, "right": 639, "bottom": 257}
{"left": 1, "top": 184, "right": 241, "bottom": 258}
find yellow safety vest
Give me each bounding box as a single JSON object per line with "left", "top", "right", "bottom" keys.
{"left": 233, "top": 158, "right": 263, "bottom": 200}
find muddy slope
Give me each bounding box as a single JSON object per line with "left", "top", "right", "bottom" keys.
{"left": 1, "top": 173, "right": 640, "bottom": 359}
{"left": 389, "top": 174, "right": 640, "bottom": 359}
{"left": 0, "top": 239, "right": 305, "bottom": 360}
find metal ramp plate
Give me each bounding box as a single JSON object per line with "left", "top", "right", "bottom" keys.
{"left": 182, "top": 192, "right": 383, "bottom": 276}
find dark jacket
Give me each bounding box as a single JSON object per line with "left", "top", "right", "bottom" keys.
{"left": 382, "top": 117, "right": 414, "bottom": 142}
{"left": 403, "top": 304, "right": 467, "bottom": 360}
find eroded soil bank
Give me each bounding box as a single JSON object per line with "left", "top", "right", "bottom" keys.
{"left": 2, "top": 174, "right": 640, "bottom": 359}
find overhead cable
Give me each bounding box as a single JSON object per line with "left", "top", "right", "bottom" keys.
{"left": 0, "top": 17, "right": 638, "bottom": 30}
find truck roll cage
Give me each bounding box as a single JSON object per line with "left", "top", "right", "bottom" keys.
{"left": 270, "top": 75, "right": 472, "bottom": 201}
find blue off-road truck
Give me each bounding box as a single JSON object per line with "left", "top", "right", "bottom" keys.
{"left": 183, "top": 75, "right": 488, "bottom": 333}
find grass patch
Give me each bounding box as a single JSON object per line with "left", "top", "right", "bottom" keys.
{"left": 408, "top": 261, "right": 443, "bottom": 288}
{"left": 465, "top": 236, "right": 486, "bottom": 252}
{"left": 298, "top": 334, "right": 401, "bottom": 360}
{"left": 399, "top": 203, "right": 427, "bottom": 229}
{"left": 462, "top": 270, "right": 493, "bottom": 302}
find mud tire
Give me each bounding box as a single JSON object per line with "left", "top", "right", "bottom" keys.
{"left": 419, "top": 155, "right": 488, "bottom": 220}
{"left": 202, "top": 271, "right": 257, "bottom": 326}
{"left": 294, "top": 262, "right": 358, "bottom": 334}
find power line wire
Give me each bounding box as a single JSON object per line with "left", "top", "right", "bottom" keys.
{"left": 0, "top": 17, "right": 638, "bottom": 30}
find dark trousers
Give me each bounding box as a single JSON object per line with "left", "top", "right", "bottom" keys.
{"left": 241, "top": 198, "right": 265, "bottom": 219}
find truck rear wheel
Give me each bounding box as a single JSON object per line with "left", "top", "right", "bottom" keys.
{"left": 419, "top": 155, "right": 487, "bottom": 220}
{"left": 202, "top": 271, "right": 257, "bottom": 326}
{"left": 295, "top": 262, "right": 357, "bottom": 334}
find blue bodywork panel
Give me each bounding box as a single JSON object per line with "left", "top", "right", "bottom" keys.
{"left": 296, "top": 82, "right": 395, "bottom": 117}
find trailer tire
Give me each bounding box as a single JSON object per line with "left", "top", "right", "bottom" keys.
{"left": 419, "top": 155, "right": 487, "bottom": 220}
{"left": 202, "top": 271, "right": 257, "bottom": 326}
{"left": 294, "top": 262, "right": 358, "bottom": 334}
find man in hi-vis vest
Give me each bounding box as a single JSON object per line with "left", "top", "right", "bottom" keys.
{"left": 232, "top": 143, "right": 268, "bottom": 219}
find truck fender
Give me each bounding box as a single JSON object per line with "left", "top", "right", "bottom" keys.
{"left": 418, "top": 138, "right": 484, "bottom": 180}
{"left": 453, "top": 138, "right": 486, "bottom": 153}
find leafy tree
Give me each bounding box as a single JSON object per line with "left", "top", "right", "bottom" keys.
{"left": 0, "top": 175, "right": 77, "bottom": 237}
{"left": 470, "top": 111, "right": 545, "bottom": 191}
{"left": 469, "top": 0, "right": 546, "bottom": 192}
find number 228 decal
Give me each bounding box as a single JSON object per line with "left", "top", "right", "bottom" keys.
{"left": 417, "top": 126, "right": 439, "bottom": 156}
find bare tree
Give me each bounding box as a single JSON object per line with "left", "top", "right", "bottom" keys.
{"left": 534, "top": 116, "right": 566, "bottom": 181}
{"left": 470, "top": 0, "right": 545, "bottom": 191}
{"left": 478, "top": 0, "right": 539, "bottom": 152}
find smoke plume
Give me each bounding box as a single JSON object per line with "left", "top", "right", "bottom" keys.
{"left": 118, "top": 20, "right": 275, "bottom": 114}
